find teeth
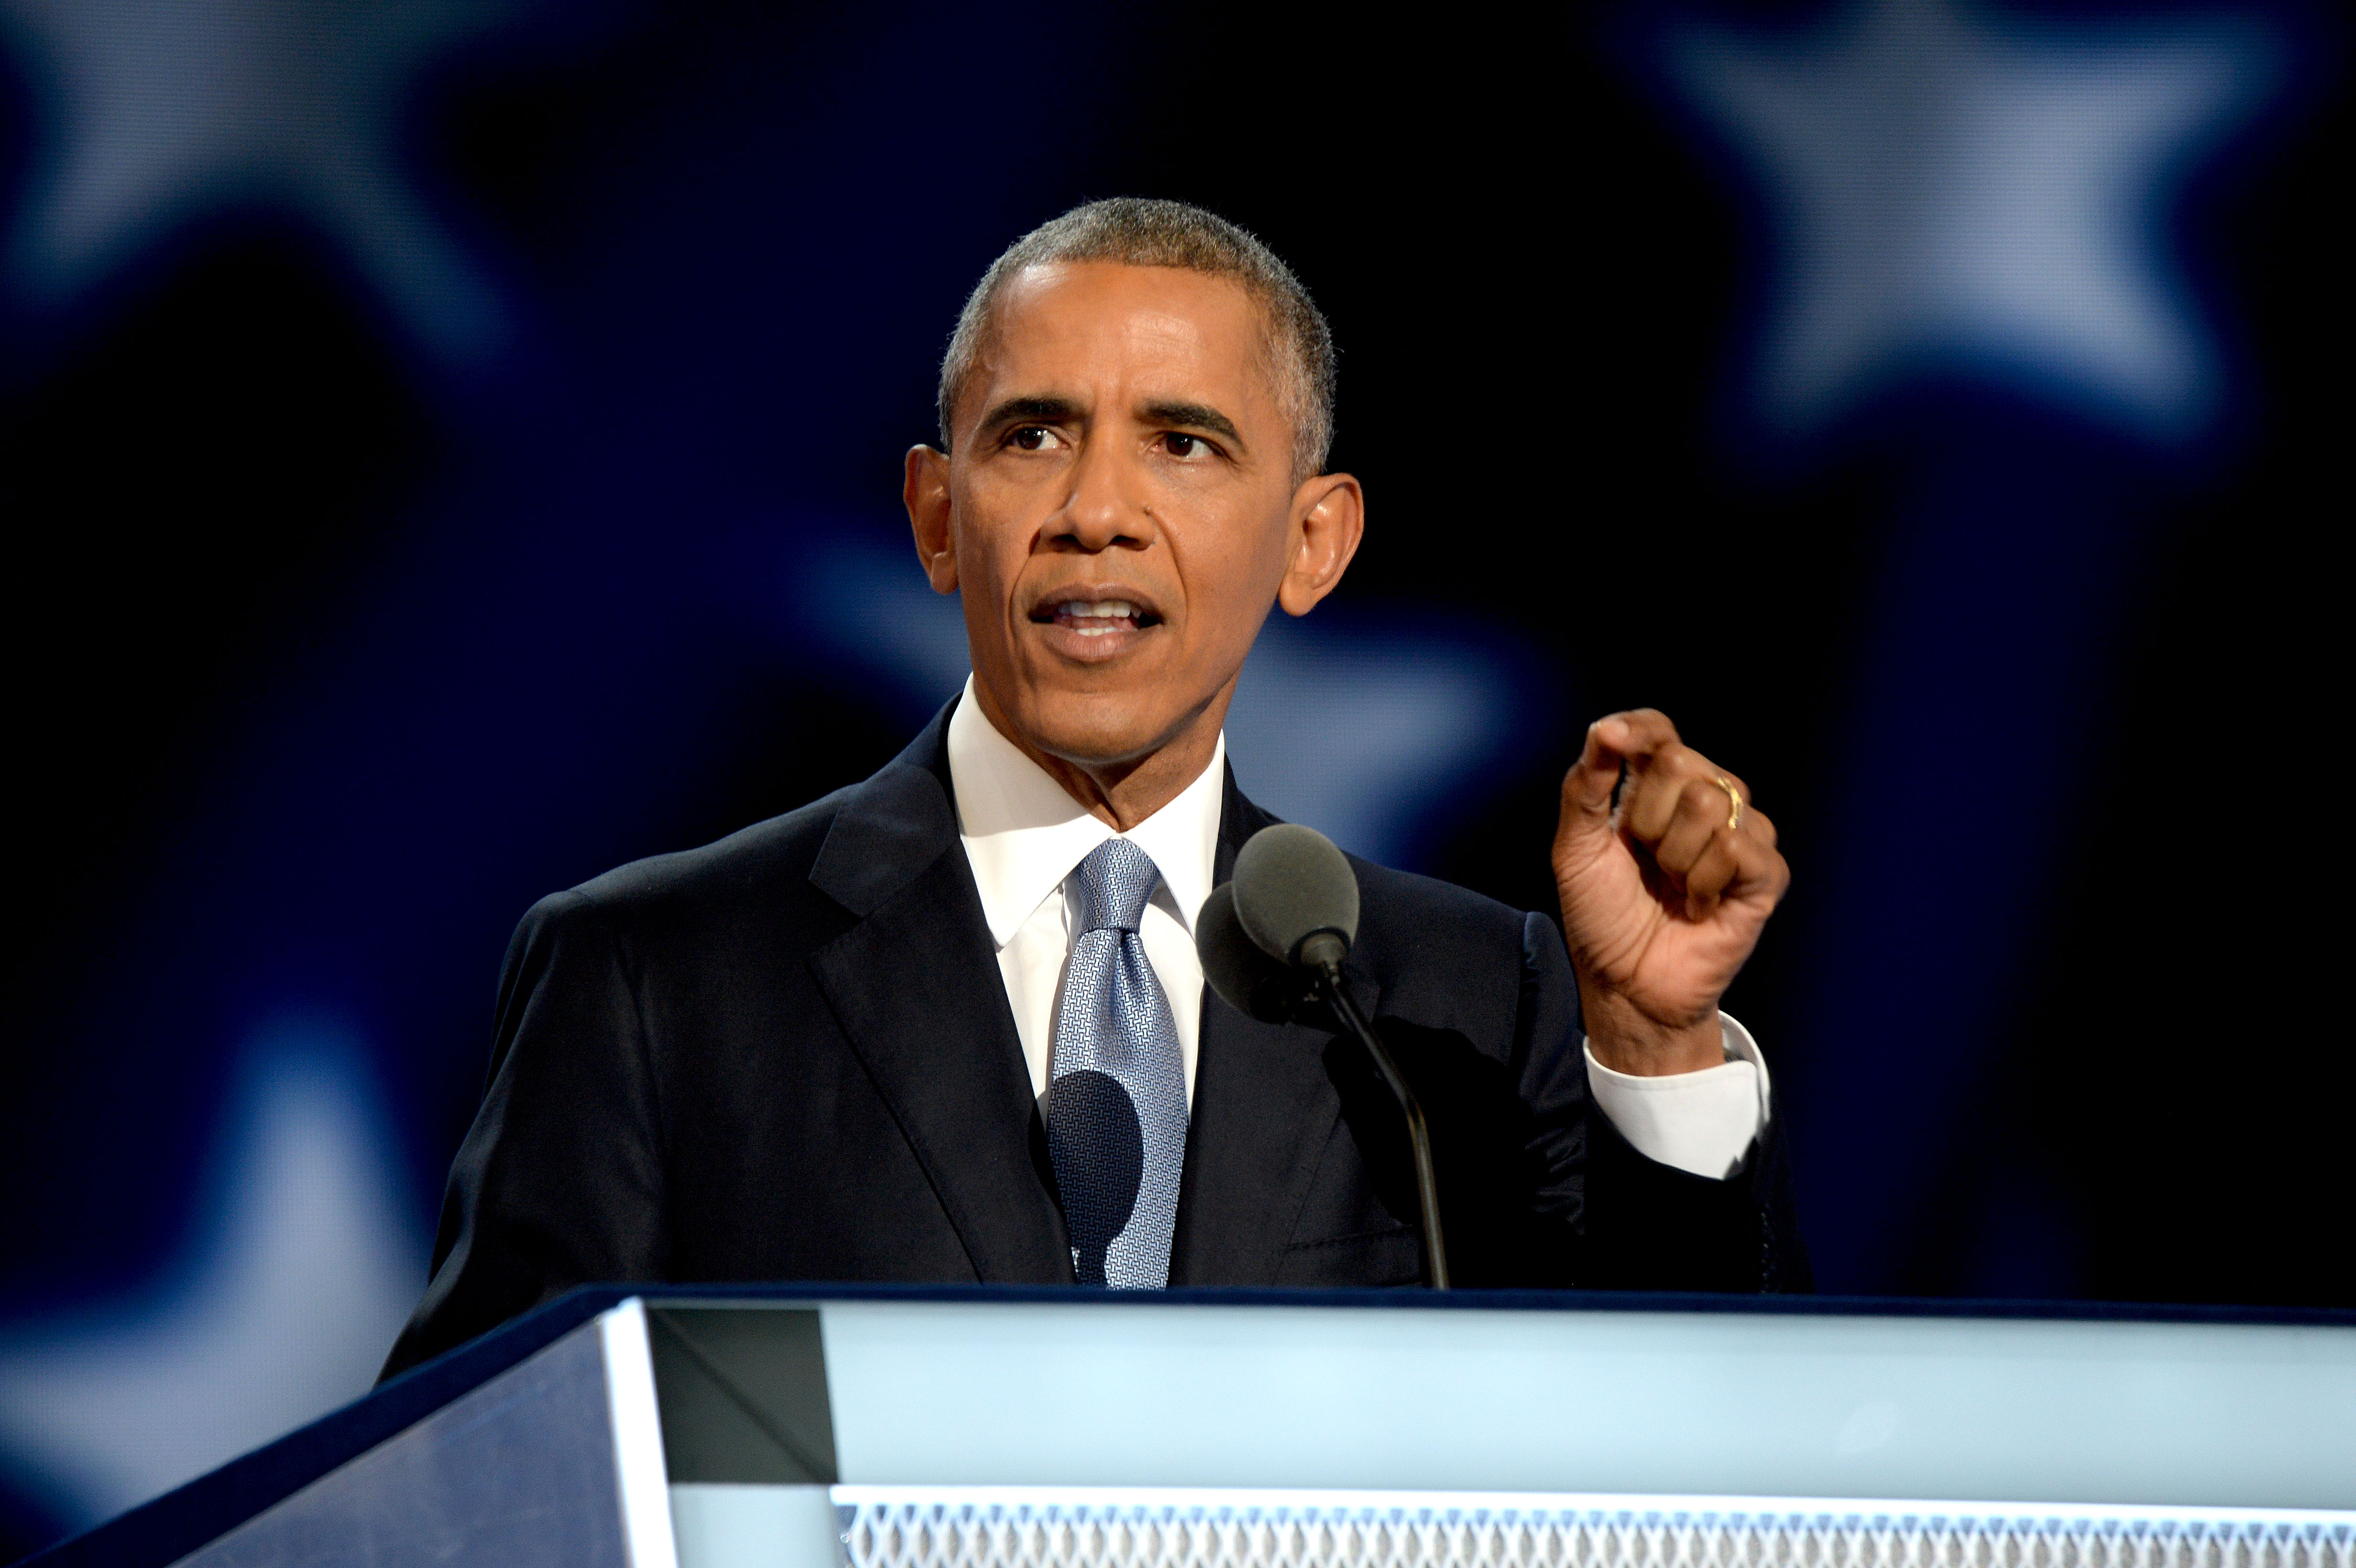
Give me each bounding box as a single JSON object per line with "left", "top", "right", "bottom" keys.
{"left": 1063, "top": 599, "right": 1136, "bottom": 619}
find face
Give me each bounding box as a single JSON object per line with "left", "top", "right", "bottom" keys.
{"left": 905, "top": 261, "right": 1362, "bottom": 782}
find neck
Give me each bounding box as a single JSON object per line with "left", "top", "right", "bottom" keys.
{"left": 971, "top": 681, "right": 1231, "bottom": 832}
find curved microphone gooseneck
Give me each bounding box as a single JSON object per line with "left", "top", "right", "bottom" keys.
{"left": 1198, "top": 825, "right": 1451, "bottom": 1290}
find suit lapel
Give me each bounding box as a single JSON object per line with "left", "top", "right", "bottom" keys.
{"left": 805, "top": 705, "right": 1070, "bottom": 1285}
{"left": 1167, "top": 770, "right": 1352, "bottom": 1286}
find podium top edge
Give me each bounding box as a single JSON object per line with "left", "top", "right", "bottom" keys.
{"left": 609, "top": 1282, "right": 2356, "bottom": 1331}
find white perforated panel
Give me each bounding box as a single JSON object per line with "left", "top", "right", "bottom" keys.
{"left": 831, "top": 1489, "right": 2356, "bottom": 1568}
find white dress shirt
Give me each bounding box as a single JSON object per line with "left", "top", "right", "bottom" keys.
{"left": 944, "top": 676, "right": 1770, "bottom": 1179}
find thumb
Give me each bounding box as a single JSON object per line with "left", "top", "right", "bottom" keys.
{"left": 1558, "top": 717, "right": 1628, "bottom": 843}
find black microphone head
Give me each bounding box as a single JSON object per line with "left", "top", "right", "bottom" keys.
{"left": 1195, "top": 882, "right": 1312, "bottom": 1024}
{"left": 1232, "top": 822, "right": 1360, "bottom": 967}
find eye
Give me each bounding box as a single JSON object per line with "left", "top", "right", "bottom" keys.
{"left": 1007, "top": 425, "right": 1064, "bottom": 452}
{"left": 1158, "top": 432, "right": 1211, "bottom": 458}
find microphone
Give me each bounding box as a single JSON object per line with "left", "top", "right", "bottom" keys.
{"left": 1195, "top": 882, "right": 1315, "bottom": 1026}
{"left": 1198, "top": 824, "right": 1451, "bottom": 1289}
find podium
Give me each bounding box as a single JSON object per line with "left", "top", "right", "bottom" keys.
{"left": 26, "top": 1287, "right": 2356, "bottom": 1568}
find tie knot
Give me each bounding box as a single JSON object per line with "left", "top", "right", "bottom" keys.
{"left": 1069, "top": 838, "right": 1159, "bottom": 935}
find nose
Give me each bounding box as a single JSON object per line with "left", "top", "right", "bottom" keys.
{"left": 1044, "top": 434, "right": 1156, "bottom": 554}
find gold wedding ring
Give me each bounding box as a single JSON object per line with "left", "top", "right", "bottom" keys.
{"left": 1712, "top": 775, "right": 1744, "bottom": 832}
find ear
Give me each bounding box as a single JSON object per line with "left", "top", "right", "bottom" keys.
{"left": 1275, "top": 471, "right": 1365, "bottom": 616}
{"left": 904, "top": 445, "right": 958, "bottom": 594}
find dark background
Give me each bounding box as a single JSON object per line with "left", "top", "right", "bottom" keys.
{"left": 0, "top": 0, "right": 2345, "bottom": 1554}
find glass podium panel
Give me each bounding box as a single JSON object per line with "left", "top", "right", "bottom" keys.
{"left": 28, "top": 1287, "right": 2356, "bottom": 1568}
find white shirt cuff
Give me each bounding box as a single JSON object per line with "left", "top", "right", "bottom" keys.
{"left": 1583, "top": 1013, "right": 1770, "bottom": 1180}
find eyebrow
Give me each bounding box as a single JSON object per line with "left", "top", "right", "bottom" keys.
{"left": 1138, "top": 399, "right": 1244, "bottom": 447}
{"left": 972, "top": 393, "right": 1247, "bottom": 452}
{"left": 975, "top": 394, "right": 1082, "bottom": 435}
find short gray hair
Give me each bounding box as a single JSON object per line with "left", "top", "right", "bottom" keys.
{"left": 937, "top": 198, "right": 1336, "bottom": 480}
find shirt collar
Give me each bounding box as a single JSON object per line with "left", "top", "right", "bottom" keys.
{"left": 946, "top": 675, "right": 1225, "bottom": 949}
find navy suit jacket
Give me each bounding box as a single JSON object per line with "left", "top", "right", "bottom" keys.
{"left": 384, "top": 701, "right": 1808, "bottom": 1377}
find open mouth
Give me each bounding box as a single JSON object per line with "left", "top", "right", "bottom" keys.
{"left": 1030, "top": 597, "right": 1164, "bottom": 638}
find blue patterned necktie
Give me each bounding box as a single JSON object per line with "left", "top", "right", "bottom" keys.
{"left": 1046, "top": 837, "right": 1189, "bottom": 1287}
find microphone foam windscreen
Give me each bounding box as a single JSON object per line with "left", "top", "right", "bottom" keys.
{"left": 1195, "top": 882, "right": 1303, "bottom": 1024}
{"left": 1232, "top": 823, "right": 1360, "bottom": 965}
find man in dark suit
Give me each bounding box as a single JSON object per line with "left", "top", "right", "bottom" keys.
{"left": 384, "top": 199, "right": 1805, "bottom": 1379}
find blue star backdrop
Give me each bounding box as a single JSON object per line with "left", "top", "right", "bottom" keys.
{"left": 0, "top": 0, "right": 2345, "bottom": 1555}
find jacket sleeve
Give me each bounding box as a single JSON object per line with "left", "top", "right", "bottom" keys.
{"left": 379, "top": 891, "right": 669, "bottom": 1379}
{"left": 1516, "top": 911, "right": 1812, "bottom": 1294}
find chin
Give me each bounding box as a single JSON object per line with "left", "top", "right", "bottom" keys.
{"left": 1020, "top": 688, "right": 1186, "bottom": 768}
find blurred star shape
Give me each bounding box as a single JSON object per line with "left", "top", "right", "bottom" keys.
{"left": 1670, "top": 0, "right": 2276, "bottom": 438}
{"left": 0, "top": 0, "right": 514, "bottom": 354}
{"left": 0, "top": 1034, "right": 426, "bottom": 1529}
